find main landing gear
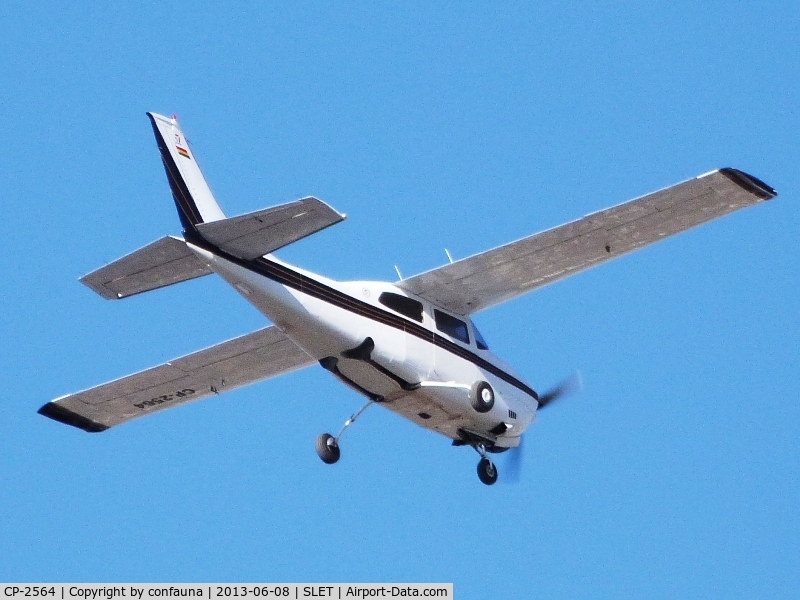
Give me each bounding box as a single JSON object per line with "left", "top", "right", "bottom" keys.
{"left": 315, "top": 433, "right": 340, "bottom": 464}
{"left": 315, "top": 399, "right": 374, "bottom": 465}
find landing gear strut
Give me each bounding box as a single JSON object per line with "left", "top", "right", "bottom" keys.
{"left": 315, "top": 399, "right": 374, "bottom": 465}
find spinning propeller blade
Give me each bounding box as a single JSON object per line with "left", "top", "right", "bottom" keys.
{"left": 537, "top": 371, "right": 583, "bottom": 410}
{"left": 501, "top": 372, "right": 582, "bottom": 483}
{"left": 502, "top": 436, "right": 524, "bottom": 483}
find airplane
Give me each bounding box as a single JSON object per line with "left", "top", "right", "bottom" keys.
{"left": 38, "top": 113, "right": 777, "bottom": 485}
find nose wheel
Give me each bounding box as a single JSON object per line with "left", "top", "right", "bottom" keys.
{"left": 474, "top": 443, "right": 499, "bottom": 485}
{"left": 477, "top": 458, "right": 498, "bottom": 485}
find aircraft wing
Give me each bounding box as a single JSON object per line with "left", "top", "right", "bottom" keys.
{"left": 38, "top": 327, "right": 316, "bottom": 432}
{"left": 398, "top": 168, "right": 776, "bottom": 315}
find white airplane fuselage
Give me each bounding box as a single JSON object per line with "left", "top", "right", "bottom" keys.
{"left": 190, "top": 243, "right": 537, "bottom": 448}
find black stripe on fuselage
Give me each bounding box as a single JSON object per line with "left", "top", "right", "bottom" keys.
{"left": 190, "top": 238, "right": 539, "bottom": 401}
{"left": 147, "top": 114, "right": 203, "bottom": 229}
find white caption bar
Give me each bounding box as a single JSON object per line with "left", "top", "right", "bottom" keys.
{"left": 1, "top": 585, "right": 452, "bottom": 600}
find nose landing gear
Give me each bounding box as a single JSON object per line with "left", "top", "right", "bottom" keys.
{"left": 477, "top": 457, "right": 498, "bottom": 485}
{"left": 474, "top": 443, "right": 498, "bottom": 486}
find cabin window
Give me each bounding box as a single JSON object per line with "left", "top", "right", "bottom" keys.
{"left": 434, "top": 309, "right": 470, "bottom": 344}
{"left": 473, "top": 324, "right": 490, "bottom": 350}
{"left": 379, "top": 292, "right": 424, "bottom": 323}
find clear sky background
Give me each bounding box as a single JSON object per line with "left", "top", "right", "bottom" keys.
{"left": 1, "top": 2, "right": 798, "bottom": 597}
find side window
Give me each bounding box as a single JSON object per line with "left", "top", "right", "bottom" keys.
{"left": 379, "top": 292, "right": 424, "bottom": 323}
{"left": 434, "top": 309, "right": 470, "bottom": 344}
{"left": 473, "top": 324, "right": 490, "bottom": 350}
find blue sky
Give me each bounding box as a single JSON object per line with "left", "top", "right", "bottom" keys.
{"left": 1, "top": 2, "right": 798, "bottom": 597}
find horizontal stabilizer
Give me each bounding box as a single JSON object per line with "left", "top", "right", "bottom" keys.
{"left": 196, "top": 196, "right": 345, "bottom": 259}
{"left": 38, "top": 326, "right": 316, "bottom": 432}
{"left": 81, "top": 236, "right": 212, "bottom": 300}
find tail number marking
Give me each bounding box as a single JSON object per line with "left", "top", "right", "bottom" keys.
{"left": 134, "top": 388, "right": 196, "bottom": 410}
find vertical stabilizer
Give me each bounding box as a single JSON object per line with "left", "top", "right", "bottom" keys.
{"left": 147, "top": 112, "right": 226, "bottom": 230}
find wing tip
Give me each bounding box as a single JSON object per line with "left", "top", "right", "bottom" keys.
{"left": 718, "top": 168, "right": 777, "bottom": 200}
{"left": 299, "top": 196, "right": 347, "bottom": 222}
{"left": 78, "top": 273, "right": 121, "bottom": 300}
{"left": 38, "top": 401, "right": 108, "bottom": 433}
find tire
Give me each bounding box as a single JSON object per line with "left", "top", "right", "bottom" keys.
{"left": 477, "top": 458, "right": 498, "bottom": 485}
{"left": 315, "top": 433, "right": 340, "bottom": 464}
{"left": 470, "top": 381, "right": 495, "bottom": 413}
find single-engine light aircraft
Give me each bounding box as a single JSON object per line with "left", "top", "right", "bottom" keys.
{"left": 39, "top": 113, "right": 777, "bottom": 485}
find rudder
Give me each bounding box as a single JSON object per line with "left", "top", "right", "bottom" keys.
{"left": 147, "top": 112, "right": 226, "bottom": 230}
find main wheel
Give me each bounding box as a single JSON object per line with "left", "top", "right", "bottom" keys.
{"left": 477, "top": 458, "right": 498, "bottom": 485}
{"left": 315, "top": 433, "right": 340, "bottom": 464}
{"left": 470, "top": 381, "right": 495, "bottom": 413}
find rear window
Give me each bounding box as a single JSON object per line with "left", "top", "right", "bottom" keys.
{"left": 434, "top": 310, "right": 470, "bottom": 344}
{"left": 379, "top": 292, "right": 424, "bottom": 322}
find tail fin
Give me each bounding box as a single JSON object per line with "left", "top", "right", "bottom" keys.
{"left": 147, "top": 112, "right": 226, "bottom": 230}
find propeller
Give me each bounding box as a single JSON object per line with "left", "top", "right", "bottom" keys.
{"left": 501, "top": 371, "right": 582, "bottom": 483}
{"left": 537, "top": 371, "right": 583, "bottom": 410}
{"left": 503, "top": 434, "right": 525, "bottom": 483}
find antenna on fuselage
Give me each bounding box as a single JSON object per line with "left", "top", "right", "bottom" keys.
{"left": 394, "top": 265, "right": 403, "bottom": 280}
{"left": 445, "top": 248, "right": 454, "bottom": 264}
